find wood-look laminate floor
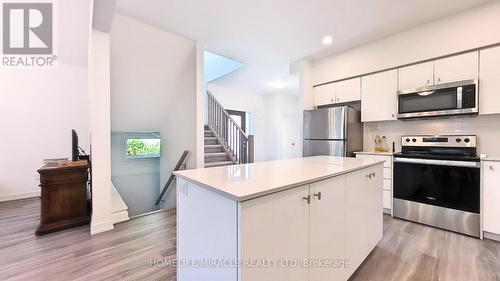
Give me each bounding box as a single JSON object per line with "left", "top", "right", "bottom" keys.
{"left": 1, "top": 198, "right": 500, "bottom": 281}
{"left": 0, "top": 198, "right": 176, "bottom": 281}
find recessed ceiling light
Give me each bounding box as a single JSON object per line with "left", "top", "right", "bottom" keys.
{"left": 322, "top": 35, "right": 333, "bottom": 45}
{"left": 270, "top": 81, "right": 286, "bottom": 89}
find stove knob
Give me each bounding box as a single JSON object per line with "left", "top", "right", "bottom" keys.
{"left": 464, "top": 138, "right": 470, "bottom": 143}
{"left": 456, "top": 138, "right": 462, "bottom": 143}
{"left": 412, "top": 138, "right": 417, "bottom": 143}
{"left": 405, "top": 138, "right": 411, "bottom": 143}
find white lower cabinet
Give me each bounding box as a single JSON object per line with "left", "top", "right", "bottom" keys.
{"left": 309, "top": 176, "right": 347, "bottom": 281}
{"left": 240, "top": 165, "right": 383, "bottom": 281}
{"left": 483, "top": 161, "right": 500, "bottom": 235}
{"left": 345, "top": 167, "right": 383, "bottom": 273}
{"left": 355, "top": 153, "right": 393, "bottom": 214}
{"left": 240, "top": 185, "right": 310, "bottom": 281}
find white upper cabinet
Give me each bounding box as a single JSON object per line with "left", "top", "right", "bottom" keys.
{"left": 479, "top": 46, "right": 500, "bottom": 115}
{"left": 434, "top": 52, "right": 478, "bottom": 85}
{"left": 398, "top": 61, "right": 434, "bottom": 90}
{"left": 361, "top": 70, "right": 398, "bottom": 122}
{"left": 336, "top": 77, "right": 361, "bottom": 103}
{"left": 398, "top": 51, "right": 479, "bottom": 90}
{"left": 483, "top": 161, "right": 500, "bottom": 235}
{"left": 314, "top": 83, "right": 335, "bottom": 106}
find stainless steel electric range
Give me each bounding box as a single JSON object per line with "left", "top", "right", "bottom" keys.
{"left": 393, "top": 135, "right": 481, "bottom": 237}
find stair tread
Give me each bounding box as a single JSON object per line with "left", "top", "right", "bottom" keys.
{"left": 205, "top": 152, "right": 228, "bottom": 156}
{"left": 205, "top": 161, "right": 235, "bottom": 168}
{"left": 205, "top": 144, "right": 222, "bottom": 147}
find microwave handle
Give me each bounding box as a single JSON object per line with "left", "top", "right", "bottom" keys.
{"left": 457, "top": 86, "right": 463, "bottom": 109}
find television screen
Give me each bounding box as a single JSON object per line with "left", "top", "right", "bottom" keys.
{"left": 126, "top": 138, "right": 161, "bottom": 158}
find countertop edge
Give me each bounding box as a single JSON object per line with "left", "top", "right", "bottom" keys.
{"left": 354, "top": 151, "right": 393, "bottom": 156}
{"left": 481, "top": 157, "right": 500, "bottom": 162}
{"left": 174, "top": 160, "right": 385, "bottom": 202}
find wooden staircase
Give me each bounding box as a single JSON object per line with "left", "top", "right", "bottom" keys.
{"left": 204, "top": 125, "right": 237, "bottom": 168}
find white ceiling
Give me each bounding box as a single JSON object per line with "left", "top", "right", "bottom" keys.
{"left": 115, "top": 0, "right": 492, "bottom": 94}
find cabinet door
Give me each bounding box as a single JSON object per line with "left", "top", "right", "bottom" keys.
{"left": 398, "top": 61, "right": 434, "bottom": 90}
{"left": 336, "top": 78, "right": 361, "bottom": 103}
{"left": 479, "top": 46, "right": 500, "bottom": 115}
{"left": 361, "top": 70, "right": 398, "bottom": 122}
{"left": 240, "top": 185, "right": 310, "bottom": 281}
{"left": 484, "top": 161, "right": 500, "bottom": 234}
{"left": 345, "top": 165, "right": 383, "bottom": 275}
{"left": 434, "top": 52, "right": 478, "bottom": 85}
{"left": 314, "top": 83, "right": 335, "bottom": 106}
{"left": 309, "top": 176, "right": 347, "bottom": 281}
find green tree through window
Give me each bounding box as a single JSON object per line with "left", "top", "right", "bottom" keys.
{"left": 126, "top": 139, "right": 161, "bottom": 158}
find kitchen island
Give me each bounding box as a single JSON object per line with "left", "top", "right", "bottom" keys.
{"left": 174, "top": 156, "right": 384, "bottom": 281}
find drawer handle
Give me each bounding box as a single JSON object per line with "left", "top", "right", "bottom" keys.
{"left": 365, "top": 172, "right": 376, "bottom": 179}
{"left": 303, "top": 195, "right": 311, "bottom": 204}
{"left": 313, "top": 192, "right": 322, "bottom": 200}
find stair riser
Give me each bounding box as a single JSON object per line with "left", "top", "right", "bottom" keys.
{"left": 205, "top": 147, "right": 224, "bottom": 153}
{"left": 205, "top": 155, "right": 230, "bottom": 162}
{"left": 204, "top": 132, "right": 214, "bottom": 137}
{"left": 205, "top": 139, "right": 218, "bottom": 145}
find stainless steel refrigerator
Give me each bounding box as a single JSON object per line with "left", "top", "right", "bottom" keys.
{"left": 303, "top": 106, "right": 363, "bottom": 157}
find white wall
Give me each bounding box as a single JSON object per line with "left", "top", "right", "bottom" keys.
{"left": 207, "top": 83, "right": 267, "bottom": 162}
{"left": 89, "top": 29, "right": 113, "bottom": 234}
{"left": 0, "top": 1, "right": 91, "bottom": 201}
{"left": 110, "top": 14, "right": 197, "bottom": 208}
{"left": 312, "top": 1, "right": 500, "bottom": 85}
{"left": 111, "top": 132, "right": 160, "bottom": 216}
{"left": 265, "top": 93, "right": 301, "bottom": 161}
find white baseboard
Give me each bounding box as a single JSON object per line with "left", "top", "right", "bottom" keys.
{"left": 484, "top": 231, "right": 500, "bottom": 242}
{"left": 90, "top": 220, "right": 114, "bottom": 235}
{"left": 111, "top": 209, "right": 129, "bottom": 224}
{"left": 0, "top": 191, "right": 40, "bottom": 202}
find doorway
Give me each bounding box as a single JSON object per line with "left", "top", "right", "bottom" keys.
{"left": 227, "top": 109, "right": 246, "bottom": 133}
{"left": 280, "top": 114, "right": 299, "bottom": 159}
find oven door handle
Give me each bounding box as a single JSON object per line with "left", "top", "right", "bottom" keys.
{"left": 394, "top": 157, "right": 480, "bottom": 168}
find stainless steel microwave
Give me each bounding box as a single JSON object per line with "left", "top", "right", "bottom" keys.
{"left": 397, "top": 79, "right": 478, "bottom": 119}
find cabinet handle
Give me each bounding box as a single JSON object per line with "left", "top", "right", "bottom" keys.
{"left": 365, "top": 172, "right": 376, "bottom": 179}
{"left": 303, "top": 195, "right": 311, "bottom": 204}
{"left": 491, "top": 165, "right": 495, "bottom": 171}
{"left": 427, "top": 79, "right": 430, "bottom": 85}
{"left": 437, "top": 77, "right": 441, "bottom": 83}
{"left": 313, "top": 192, "right": 322, "bottom": 200}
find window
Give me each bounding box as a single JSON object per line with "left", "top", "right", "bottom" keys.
{"left": 126, "top": 138, "right": 161, "bottom": 159}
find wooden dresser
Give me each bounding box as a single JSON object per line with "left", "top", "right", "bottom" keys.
{"left": 36, "top": 160, "right": 90, "bottom": 235}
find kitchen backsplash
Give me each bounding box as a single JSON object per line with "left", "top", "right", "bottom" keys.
{"left": 363, "top": 114, "right": 500, "bottom": 157}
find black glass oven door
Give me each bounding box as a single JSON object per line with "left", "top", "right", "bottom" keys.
{"left": 393, "top": 161, "right": 480, "bottom": 213}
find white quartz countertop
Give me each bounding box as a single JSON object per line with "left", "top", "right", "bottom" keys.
{"left": 481, "top": 156, "right": 500, "bottom": 162}
{"left": 174, "top": 156, "right": 384, "bottom": 201}
{"left": 354, "top": 151, "right": 394, "bottom": 156}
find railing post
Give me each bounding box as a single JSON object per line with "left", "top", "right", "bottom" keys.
{"left": 248, "top": 135, "right": 254, "bottom": 163}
